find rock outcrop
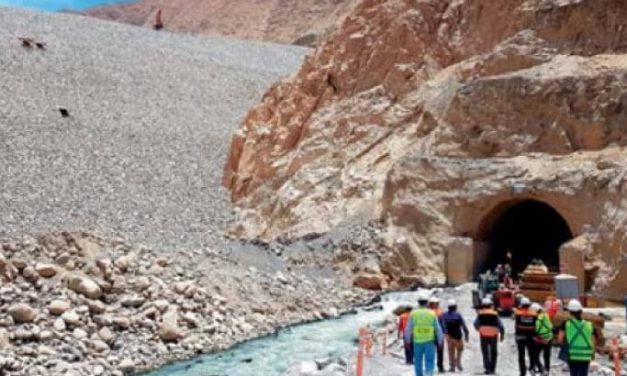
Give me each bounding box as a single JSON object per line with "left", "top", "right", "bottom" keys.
{"left": 224, "top": 0, "right": 627, "bottom": 299}
{"left": 85, "top": 0, "right": 360, "bottom": 46}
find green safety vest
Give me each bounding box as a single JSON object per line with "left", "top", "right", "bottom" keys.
{"left": 535, "top": 313, "right": 553, "bottom": 341}
{"left": 411, "top": 308, "right": 436, "bottom": 344}
{"left": 566, "top": 319, "right": 594, "bottom": 362}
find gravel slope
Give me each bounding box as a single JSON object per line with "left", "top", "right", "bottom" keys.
{"left": 0, "top": 6, "right": 308, "bottom": 251}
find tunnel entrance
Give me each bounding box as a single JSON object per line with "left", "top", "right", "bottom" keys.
{"left": 476, "top": 199, "right": 573, "bottom": 277}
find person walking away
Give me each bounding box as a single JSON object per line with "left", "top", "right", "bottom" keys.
{"left": 399, "top": 306, "right": 414, "bottom": 364}
{"left": 474, "top": 298, "right": 505, "bottom": 375}
{"left": 442, "top": 299, "right": 469, "bottom": 372}
{"left": 428, "top": 297, "right": 445, "bottom": 373}
{"left": 515, "top": 297, "right": 538, "bottom": 376}
{"left": 532, "top": 303, "right": 554, "bottom": 375}
{"left": 558, "top": 299, "right": 601, "bottom": 376}
{"left": 405, "top": 292, "right": 444, "bottom": 376}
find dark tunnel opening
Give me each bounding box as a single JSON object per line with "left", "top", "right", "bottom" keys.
{"left": 478, "top": 200, "right": 573, "bottom": 277}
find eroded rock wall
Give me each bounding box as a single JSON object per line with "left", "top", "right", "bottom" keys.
{"left": 224, "top": 0, "right": 627, "bottom": 298}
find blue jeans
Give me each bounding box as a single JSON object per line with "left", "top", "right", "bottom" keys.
{"left": 413, "top": 342, "right": 436, "bottom": 376}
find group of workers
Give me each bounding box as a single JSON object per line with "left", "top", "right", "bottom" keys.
{"left": 399, "top": 291, "right": 600, "bottom": 376}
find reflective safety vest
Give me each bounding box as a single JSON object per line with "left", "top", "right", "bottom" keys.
{"left": 411, "top": 308, "right": 437, "bottom": 344}
{"left": 566, "top": 319, "right": 594, "bottom": 362}
{"left": 535, "top": 313, "right": 553, "bottom": 342}
{"left": 477, "top": 309, "right": 500, "bottom": 338}
{"left": 515, "top": 308, "right": 537, "bottom": 337}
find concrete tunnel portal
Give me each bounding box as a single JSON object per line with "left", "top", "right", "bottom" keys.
{"left": 475, "top": 199, "right": 573, "bottom": 277}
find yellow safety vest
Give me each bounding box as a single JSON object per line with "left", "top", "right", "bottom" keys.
{"left": 411, "top": 308, "right": 436, "bottom": 344}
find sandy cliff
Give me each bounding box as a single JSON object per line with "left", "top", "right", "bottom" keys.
{"left": 85, "top": 0, "right": 359, "bottom": 46}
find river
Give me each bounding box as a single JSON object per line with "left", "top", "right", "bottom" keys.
{"left": 143, "top": 290, "right": 427, "bottom": 376}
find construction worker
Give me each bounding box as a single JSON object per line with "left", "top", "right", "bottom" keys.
{"left": 442, "top": 298, "right": 469, "bottom": 372}
{"left": 428, "top": 296, "right": 445, "bottom": 373}
{"left": 545, "top": 295, "right": 562, "bottom": 320}
{"left": 398, "top": 306, "right": 414, "bottom": 364}
{"left": 405, "top": 292, "right": 444, "bottom": 376}
{"left": 532, "top": 303, "right": 553, "bottom": 376}
{"left": 515, "top": 297, "right": 539, "bottom": 376}
{"left": 474, "top": 297, "right": 505, "bottom": 375}
{"left": 558, "top": 299, "right": 601, "bottom": 376}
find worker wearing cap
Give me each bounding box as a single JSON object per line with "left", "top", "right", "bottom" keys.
{"left": 515, "top": 297, "right": 539, "bottom": 376}
{"left": 405, "top": 292, "right": 444, "bottom": 376}
{"left": 428, "top": 296, "right": 445, "bottom": 373}
{"left": 558, "top": 299, "right": 601, "bottom": 376}
{"left": 532, "top": 302, "right": 553, "bottom": 375}
{"left": 474, "top": 297, "right": 505, "bottom": 375}
{"left": 442, "top": 298, "right": 469, "bottom": 372}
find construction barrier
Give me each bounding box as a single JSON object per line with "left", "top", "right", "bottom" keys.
{"left": 611, "top": 336, "right": 625, "bottom": 376}
{"left": 355, "top": 326, "right": 390, "bottom": 376}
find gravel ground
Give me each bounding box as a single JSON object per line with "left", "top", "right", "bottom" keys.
{"left": 0, "top": 6, "right": 309, "bottom": 252}
{"left": 354, "top": 286, "right": 623, "bottom": 376}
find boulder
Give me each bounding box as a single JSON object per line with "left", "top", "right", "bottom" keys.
{"left": 97, "top": 327, "right": 115, "bottom": 343}
{"left": 8, "top": 304, "right": 36, "bottom": 323}
{"left": 61, "top": 310, "right": 80, "bottom": 326}
{"left": 159, "top": 306, "right": 182, "bottom": 342}
{"left": 67, "top": 273, "right": 102, "bottom": 299}
{"left": 34, "top": 263, "right": 57, "bottom": 278}
{"left": 120, "top": 295, "right": 145, "bottom": 308}
{"left": 48, "top": 300, "right": 71, "bottom": 315}
{"left": 353, "top": 273, "right": 386, "bottom": 290}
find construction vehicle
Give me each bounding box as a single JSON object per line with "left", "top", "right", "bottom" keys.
{"left": 472, "top": 271, "right": 515, "bottom": 315}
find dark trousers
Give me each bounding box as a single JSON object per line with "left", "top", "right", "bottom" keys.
{"left": 568, "top": 361, "right": 590, "bottom": 376}
{"left": 535, "top": 341, "right": 551, "bottom": 372}
{"left": 404, "top": 338, "right": 414, "bottom": 364}
{"left": 480, "top": 337, "right": 498, "bottom": 373}
{"left": 436, "top": 341, "right": 444, "bottom": 371}
{"left": 516, "top": 338, "right": 535, "bottom": 376}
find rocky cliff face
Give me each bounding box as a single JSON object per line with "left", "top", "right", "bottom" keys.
{"left": 224, "top": 0, "right": 627, "bottom": 299}
{"left": 85, "top": 0, "right": 358, "bottom": 45}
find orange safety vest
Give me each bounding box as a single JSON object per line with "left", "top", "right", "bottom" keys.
{"left": 515, "top": 308, "right": 538, "bottom": 336}
{"left": 477, "top": 309, "right": 500, "bottom": 338}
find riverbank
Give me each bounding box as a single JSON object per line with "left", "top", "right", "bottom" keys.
{"left": 0, "top": 232, "right": 367, "bottom": 375}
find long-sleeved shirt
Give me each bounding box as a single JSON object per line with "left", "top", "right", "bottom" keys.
{"left": 442, "top": 310, "right": 469, "bottom": 340}
{"left": 404, "top": 308, "right": 444, "bottom": 345}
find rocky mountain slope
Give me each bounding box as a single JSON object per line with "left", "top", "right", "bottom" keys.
{"left": 0, "top": 6, "right": 306, "bottom": 252}
{"left": 84, "top": 0, "right": 359, "bottom": 46}
{"left": 223, "top": 0, "right": 627, "bottom": 299}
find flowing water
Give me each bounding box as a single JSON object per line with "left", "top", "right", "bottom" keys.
{"left": 144, "top": 291, "right": 426, "bottom": 376}
{"left": 0, "top": 0, "right": 135, "bottom": 11}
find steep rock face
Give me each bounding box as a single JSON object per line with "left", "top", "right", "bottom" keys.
{"left": 224, "top": 0, "right": 627, "bottom": 298}
{"left": 85, "top": 0, "right": 359, "bottom": 45}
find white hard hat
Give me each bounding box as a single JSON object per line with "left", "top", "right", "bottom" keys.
{"left": 428, "top": 296, "right": 440, "bottom": 304}
{"left": 568, "top": 299, "right": 583, "bottom": 312}
{"left": 417, "top": 291, "right": 431, "bottom": 302}
{"left": 520, "top": 297, "right": 531, "bottom": 306}
{"left": 482, "top": 297, "right": 493, "bottom": 306}
{"left": 531, "top": 303, "right": 542, "bottom": 312}
{"left": 447, "top": 299, "right": 457, "bottom": 307}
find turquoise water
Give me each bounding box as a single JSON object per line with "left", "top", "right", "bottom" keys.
{"left": 145, "top": 291, "right": 423, "bottom": 376}
{"left": 0, "top": 0, "right": 135, "bottom": 11}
